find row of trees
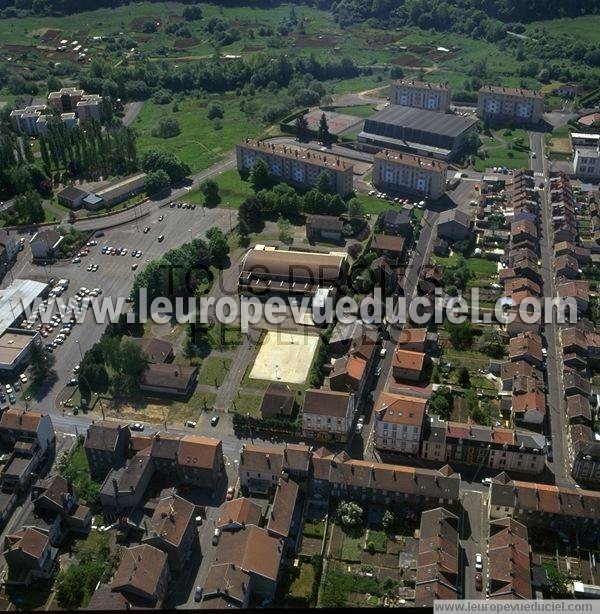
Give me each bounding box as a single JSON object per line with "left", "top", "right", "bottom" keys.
{"left": 39, "top": 120, "right": 137, "bottom": 179}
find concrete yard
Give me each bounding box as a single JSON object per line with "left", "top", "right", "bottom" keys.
{"left": 249, "top": 330, "right": 319, "bottom": 384}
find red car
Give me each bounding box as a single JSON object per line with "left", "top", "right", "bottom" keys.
{"left": 226, "top": 487, "right": 235, "bottom": 501}
{"left": 475, "top": 573, "right": 483, "bottom": 591}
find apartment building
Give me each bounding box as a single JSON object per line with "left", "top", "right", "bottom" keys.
{"left": 10, "top": 105, "right": 48, "bottom": 136}
{"left": 373, "top": 150, "right": 447, "bottom": 199}
{"left": 391, "top": 79, "right": 451, "bottom": 113}
{"left": 477, "top": 86, "right": 544, "bottom": 124}
{"left": 236, "top": 139, "right": 353, "bottom": 196}
{"left": 574, "top": 145, "right": 600, "bottom": 180}
{"left": 301, "top": 390, "right": 355, "bottom": 442}
{"left": 373, "top": 391, "right": 427, "bottom": 454}
{"left": 47, "top": 87, "right": 84, "bottom": 113}
{"left": 76, "top": 94, "right": 103, "bottom": 122}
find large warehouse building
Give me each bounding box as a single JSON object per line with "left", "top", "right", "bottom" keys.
{"left": 358, "top": 106, "right": 477, "bottom": 160}
{"left": 239, "top": 245, "right": 348, "bottom": 301}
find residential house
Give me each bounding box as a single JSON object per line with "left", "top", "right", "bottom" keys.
{"left": 500, "top": 361, "right": 543, "bottom": 392}
{"left": 84, "top": 421, "right": 130, "bottom": 477}
{"left": 176, "top": 435, "right": 224, "bottom": 488}
{"left": 149, "top": 432, "right": 182, "bottom": 477}
{"left": 239, "top": 445, "right": 284, "bottom": 494}
{"left": 0, "top": 409, "right": 54, "bottom": 454}
{"left": 212, "top": 524, "right": 284, "bottom": 599}
{"left": 217, "top": 498, "right": 263, "bottom": 531}
{"left": 398, "top": 328, "right": 429, "bottom": 353}
{"left": 563, "top": 370, "right": 591, "bottom": 398}
{"left": 266, "top": 475, "right": 299, "bottom": 540}
{"left": 202, "top": 563, "right": 251, "bottom": 608}
{"left": 141, "top": 494, "right": 196, "bottom": 569}
{"left": 512, "top": 390, "right": 546, "bottom": 426}
{"left": 139, "top": 364, "right": 197, "bottom": 397}
{"left": 131, "top": 337, "right": 174, "bottom": 363}
{"left": 373, "top": 392, "right": 427, "bottom": 454}
{"left": 557, "top": 280, "right": 590, "bottom": 314}
{"left": 29, "top": 230, "right": 63, "bottom": 261}
{"left": 571, "top": 426, "right": 600, "bottom": 485}
{"left": 306, "top": 215, "right": 344, "bottom": 243}
{"left": 437, "top": 209, "right": 471, "bottom": 243}
{"left": 392, "top": 348, "right": 426, "bottom": 382}
{"left": 511, "top": 219, "right": 537, "bottom": 248}
{"left": 110, "top": 544, "right": 170, "bottom": 608}
{"left": 56, "top": 185, "right": 88, "bottom": 210}
{"left": 509, "top": 332, "right": 543, "bottom": 367}
{"left": 488, "top": 518, "right": 533, "bottom": 599}
{"left": 371, "top": 234, "right": 405, "bottom": 264}
{"left": 414, "top": 508, "right": 459, "bottom": 606}
{"left": 555, "top": 254, "right": 580, "bottom": 280}
{"left": 381, "top": 209, "right": 412, "bottom": 236}
{"left": 567, "top": 395, "right": 592, "bottom": 425}
{"left": 3, "top": 527, "right": 58, "bottom": 586}
{"left": 302, "top": 389, "right": 355, "bottom": 442}
{"left": 99, "top": 453, "right": 154, "bottom": 513}
{"left": 260, "top": 383, "right": 295, "bottom": 418}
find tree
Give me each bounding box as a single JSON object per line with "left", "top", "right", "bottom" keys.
{"left": 56, "top": 565, "right": 86, "bottom": 609}
{"left": 207, "top": 102, "right": 224, "bottom": 120}
{"left": 182, "top": 5, "right": 203, "bottom": 20}
{"left": 30, "top": 342, "right": 55, "bottom": 381}
{"left": 316, "top": 170, "right": 333, "bottom": 195}
{"left": 317, "top": 112, "right": 330, "bottom": 142}
{"left": 294, "top": 114, "right": 309, "bottom": 137}
{"left": 239, "top": 196, "right": 264, "bottom": 230}
{"left": 277, "top": 215, "right": 293, "bottom": 243}
{"left": 200, "top": 179, "right": 220, "bottom": 207}
{"left": 207, "top": 227, "right": 229, "bottom": 264}
{"left": 141, "top": 149, "right": 190, "bottom": 184}
{"left": 14, "top": 190, "right": 44, "bottom": 224}
{"left": 347, "top": 198, "right": 365, "bottom": 219}
{"left": 151, "top": 116, "right": 181, "bottom": 138}
{"left": 479, "top": 328, "right": 505, "bottom": 358}
{"left": 115, "top": 338, "right": 148, "bottom": 381}
{"left": 457, "top": 366, "right": 471, "bottom": 388}
{"left": 382, "top": 510, "right": 396, "bottom": 532}
{"left": 249, "top": 158, "right": 270, "bottom": 192}
{"left": 337, "top": 500, "right": 363, "bottom": 527}
{"left": 444, "top": 320, "right": 475, "bottom": 350}
{"left": 145, "top": 169, "right": 171, "bottom": 195}
{"left": 430, "top": 386, "right": 453, "bottom": 420}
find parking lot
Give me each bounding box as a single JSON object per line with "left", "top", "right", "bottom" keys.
{"left": 5, "top": 204, "right": 233, "bottom": 412}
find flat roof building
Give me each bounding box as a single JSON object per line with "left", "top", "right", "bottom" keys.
{"left": 0, "top": 330, "right": 39, "bottom": 373}
{"left": 392, "top": 79, "right": 451, "bottom": 113}
{"left": 373, "top": 149, "right": 447, "bottom": 199}
{"left": 359, "top": 106, "right": 477, "bottom": 160}
{"left": 0, "top": 279, "right": 48, "bottom": 337}
{"left": 574, "top": 145, "right": 600, "bottom": 180}
{"left": 477, "top": 86, "right": 544, "bottom": 124}
{"left": 236, "top": 139, "right": 354, "bottom": 196}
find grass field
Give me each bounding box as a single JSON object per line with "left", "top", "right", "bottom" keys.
{"left": 199, "top": 356, "right": 231, "bottom": 387}
{"left": 232, "top": 393, "right": 262, "bottom": 417}
{"left": 188, "top": 168, "right": 252, "bottom": 208}
{"left": 288, "top": 562, "right": 316, "bottom": 601}
{"left": 331, "top": 104, "right": 378, "bottom": 118}
{"left": 134, "top": 96, "right": 263, "bottom": 175}
{"left": 526, "top": 15, "right": 600, "bottom": 42}
{"left": 474, "top": 128, "right": 530, "bottom": 172}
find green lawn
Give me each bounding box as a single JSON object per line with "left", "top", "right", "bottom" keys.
{"left": 188, "top": 169, "right": 253, "bottom": 208}
{"left": 199, "top": 356, "right": 231, "bottom": 388}
{"left": 340, "top": 531, "right": 364, "bottom": 561}
{"left": 367, "top": 529, "right": 387, "bottom": 553}
{"left": 443, "top": 348, "right": 492, "bottom": 370}
{"left": 185, "top": 390, "right": 217, "bottom": 412}
{"left": 433, "top": 254, "right": 498, "bottom": 279}
{"left": 474, "top": 128, "right": 530, "bottom": 172}
{"left": 288, "top": 562, "right": 316, "bottom": 601}
{"left": 303, "top": 519, "right": 326, "bottom": 539}
{"left": 232, "top": 393, "right": 262, "bottom": 418}
{"left": 134, "top": 96, "right": 263, "bottom": 175}
{"left": 526, "top": 15, "right": 600, "bottom": 43}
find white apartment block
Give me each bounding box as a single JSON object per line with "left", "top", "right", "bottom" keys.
{"left": 392, "top": 79, "right": 450, "bottom": 113}
{"left": 236, "top": 140, "right": 354, "bottom": 196}
{"left": 477, "top": 86, "right": 544, "bottom": 124}
{"left": 373, "top": 149, "right": 447, "bottom": 199}
{"left": 574, "top": 146, "right": 600, "bottom": 179}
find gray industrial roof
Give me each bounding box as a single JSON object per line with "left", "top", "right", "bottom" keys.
{"left": 0, "top": 279, "right": 47, "bottom": 337}
{"left": 365, "top": 106, "right": 477, "bottom": 138}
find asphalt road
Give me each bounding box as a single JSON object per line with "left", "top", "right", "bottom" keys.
{"left": 530, "top": 130, "right": 574, "bottom": 487}
{"left": 459, "top": 489, "right": 487, "bottom": 599}
{"left": 122, "top": 101, "right": 144, "bottom": 127}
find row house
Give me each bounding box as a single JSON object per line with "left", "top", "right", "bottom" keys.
{"left": 84, "top": 420, "right": 131, "bottom": 478}
{"left": 3, "top": 527, "right": 58, "bottom": 587}
{"left": 487, "top": 518, "right": 533, "bottom": 599}
{"left": 414, "top": 508, "right": 459, "bottom": 606}
{"left": 571, "top": 425, "right": 600, "bottom": 486}
{"left": 0, "top": 409, "right": 54, "bottom": 455}
{"left": 421, "top": 417, "right": 546, "bottom": 474}
{"left": 489, "top": 472, "right": 600, "bottom": 526}
{"left": 329, "top": 335, "right": 377, "bottom": 399}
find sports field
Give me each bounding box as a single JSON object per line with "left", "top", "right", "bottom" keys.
{"left": 249, "top": 331, "right": 319, "bottom": 384}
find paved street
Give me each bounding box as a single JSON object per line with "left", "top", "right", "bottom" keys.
{"left": 530, "top": 131, "right": 574, "bottom": 487}
{"left": 459, "top": 489, "right": 488, "bottom": 599}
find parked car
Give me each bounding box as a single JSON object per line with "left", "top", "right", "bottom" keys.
{"left": 475, "top": 572, "right": 482, "bottom": 591}
{"left": 157, "top": 234, "right": 165, "bottom": 242}
{"left": 211, "top": 415, "right": 219, "bottom": 426}
{"left": 212, "top": 528, "right": 221, "bottom": 545}
{"left": 475, "top": 553, "right": 483, "bottom": 570}
{"left": 226, "top": 486, "right": 235, "bottom": 501}
{"left": 67, "top": 378, "right": 78, "bottom": 386}
{"left": 130, "top": 423, "right": 144, "bottom": 432}
{"left": 143, "top": 227, "right": 150, "bottom": 234}
{"left": 19, "top": 373, "right": 28, "bottom": 383}
{"left": 185, "top": 420, "right": 197, "bottom": 428}
{"left": 194, "top": 587, "right": 203, "bottom": 602}
{"left": 379, "top": 347, "right": 387, "bottom": 358}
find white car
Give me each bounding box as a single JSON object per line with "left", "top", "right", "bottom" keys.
{"left": 130, "top": 423, "right": 144, "bottom": 432}
{"left": 212, "top": 528, "right": 221, "bottom": 545}
{"left": 379, "top": 347, "right": 387, "bottom": 358}
{"left": 475, "top": 553, "right": 483, "bottom": 570}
